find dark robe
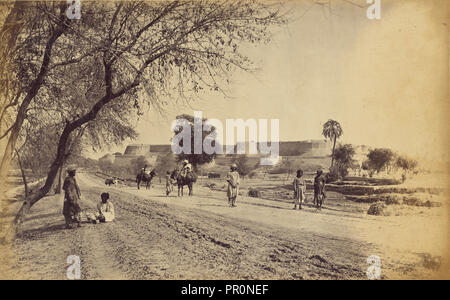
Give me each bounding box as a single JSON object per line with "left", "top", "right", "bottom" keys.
{"left": 62, "top": 175, "right": 81, "bottom": 218}
{"left": 314, "top": 174, "right": 326, "bottom": 196}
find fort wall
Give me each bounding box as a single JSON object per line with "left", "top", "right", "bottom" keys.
{"left": 106, "top": 140, "right": 332, "bottom": 167}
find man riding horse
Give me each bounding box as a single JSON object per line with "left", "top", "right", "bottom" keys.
{"left": 171, "top": 159, "right": 197, "bottom": 196}
{"left": 136, "top": 164, "right": 156, "bottom": 190}
{"left": 180, "top": 160, "right": 192, "bottom": 176}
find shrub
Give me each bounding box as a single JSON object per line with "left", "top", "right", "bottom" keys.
{"left": 327, "top": 166, "right": 340, "bottom": 183}
{"left": 367, "top": 202, "right": 390, "bottom": 216}
{"left": 268, "top": 167, "right": 288, "bottom": 174}
{"left": 248, "top": 188, "right": 261, "bottom": 198}
{"left": 248, "top": 171, "right": 258, "bottom": 179}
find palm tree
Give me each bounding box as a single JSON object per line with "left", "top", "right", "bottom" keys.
{"left": 322, "top": 120, "right": 343, "bottom": 168}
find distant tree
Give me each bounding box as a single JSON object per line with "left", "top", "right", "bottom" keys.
{"left": 98, "top": 160, "right": 114, "bottom": 174}
{"left": 155, "top": 152, "right": 177, "bottom": 175}
{"left": 361, "top": 159, "right": 372, "bottom": 177}
{"left": 333, "top": 144, "right": 356, "bottom": 178}
{"left": 279, "top": 157, "right": 299, "bottom": 182}
{"left": 322, "top": 120, "right": 343, "bottom": 168}
{"left": 395, "top": 155, "right": 418, "bottom": 174}
{"left": 130, "top": 156, "right": 151, "bottom": 174}
{"left": 233, "top": 155, "right": 254, "bottom": 179}
{"left": 7, "top": 1, "right": 288, "bottom": 216}
{"left": 366, "top": 148, "right": 395, "bottom": 174}
{"left": 173, "top": 114, "right": 217, "bottom": 169}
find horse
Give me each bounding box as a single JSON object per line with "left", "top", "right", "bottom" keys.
{"left": 136, "top": 169, "right": 156, "bottom": 190}
{"left": 171, "top": 168, "right": 197, "bottom": 196}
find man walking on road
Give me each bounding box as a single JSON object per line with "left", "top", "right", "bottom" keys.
{"left": 226, "top": 163, "right": 240, "bottom": 207}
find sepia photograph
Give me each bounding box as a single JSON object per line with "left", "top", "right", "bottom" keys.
{"left": 0, "top": 0, "right": 449, "bottom": 284}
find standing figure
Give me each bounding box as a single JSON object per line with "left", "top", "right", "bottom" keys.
{"left": 293, "top": 169, "right": 306, "bottom": 210}
{"left": 314, "top": 169, "right": 326, "bottom": 209}
{"left": 226, "top": 163, "right": 240, "bottom": 207}
{"left": 165, "top": 171, "right": 174, "bottom": 196}
{"left": 62, "top": 167, "right": 82, "bottom": 229}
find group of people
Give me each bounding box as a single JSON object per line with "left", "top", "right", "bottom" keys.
{"left": 163, "top": 159, "right": 239, "bottom": 207}
{"left": 62, "top": 160, "right": 326, "bottom": 228}
{"left": 292, "top": 169, "right": 326, "bottom": 210}
{"left": 224, "top": 164, "right": 326, "bottom": 210}
{"left": 62, "top": 168, "right": 115, "bottom": 229}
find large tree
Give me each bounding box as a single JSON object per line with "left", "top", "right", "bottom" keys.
{"left": 172, "top": 113, "right": 218, "bottom": 169}
{"left": 232, "top": 155, "right": 256, "bottom": 179}
{"left": 395, "top": 154, "right": 418, "bottom": 174}
{"left": 322, "top": 119, "right": 343, "bottom": 168}
{"left": 0, "top": 2, "right": 72, "bottom": 179}
{"left": 5, "top": 1, "right": 287, "bottom": 218}
{"left": 332, "top": 143, "right": 356, "bottom": 178}
{"left": 366, "top": 148, "right": 395, "bottom": 174}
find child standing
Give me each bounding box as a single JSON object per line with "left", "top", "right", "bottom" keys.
{"left": 293, "top": 169, "right": 306, "bottom": 210}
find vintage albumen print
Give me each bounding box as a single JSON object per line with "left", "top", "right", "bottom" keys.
{"left": 0, "top": 0, "right": 449, "bottom": 281}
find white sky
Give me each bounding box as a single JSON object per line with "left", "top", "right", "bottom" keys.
{"left": 89, "top": 0, "right": 449, "bottom": 162}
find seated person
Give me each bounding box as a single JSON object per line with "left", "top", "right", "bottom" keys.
{"left": 86, "top": 192, "right": 115, "bottom": 223}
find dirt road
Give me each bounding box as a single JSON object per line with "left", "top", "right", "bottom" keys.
{"left": 4, "top": 172, "right": 449, "bottom": 279}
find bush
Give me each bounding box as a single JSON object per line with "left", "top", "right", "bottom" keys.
{"left": 248, "top": 171, "right": 258, "bottom": 179}
{"left": 267, "top": 167, "right": 288, "bottom": 174}
{"left": 248, "top": 188, "right": 261, "bottom": 198}
{"left": 327, "top": 166, "right": 340, "bottom": 183}
{"left": 207, "top": 173, "right": 221, "bottom": 179}
{"left": 367, "top": 202, "right": 390, "bottom": 216}
{"left": 379, "top": 194, "right": 403, "bottom": 205}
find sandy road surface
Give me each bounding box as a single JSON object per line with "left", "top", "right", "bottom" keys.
{"left": 4, "top": 172, "right": 449, "bottom": 279}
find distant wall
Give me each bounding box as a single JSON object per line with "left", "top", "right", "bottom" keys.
{"left": 108, "top": 140, "right": 332, "bottom": 168}
{"left": 114, "top": 154, "right": 158, "bottom": 168}
{"left": 233, "top": 140, "right": 331, "bottom": 157}
{"left": 150, "top": 144, "right": 171, "bottom": 153}
{"left": 124, "top": 144, "right": 151, "bottom": 156}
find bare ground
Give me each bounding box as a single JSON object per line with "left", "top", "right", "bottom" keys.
{"left": 2, "top": 172, "right": 449, "bottom": 279}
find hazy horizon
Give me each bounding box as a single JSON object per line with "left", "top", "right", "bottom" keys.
{"left": 86, "top": 0, "right": 449, "bottom": 163}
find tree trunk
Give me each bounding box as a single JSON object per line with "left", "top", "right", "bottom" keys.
{"left": 15, "top": 149, "right": 28, "bottom": 198}
{"left": 16, "top": 122, "right": 72, "bottom": 223}
{"left": 331, "top": 136, "right": 337, "bottom": 168}
{"left": 55, "top": 162, "right": 64, "bottom": 194}
{"left": 16, "top": 82, "right": 140, "bottom": 222}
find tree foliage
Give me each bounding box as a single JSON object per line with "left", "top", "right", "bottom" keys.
{"left": 173, "top": 113, "right": 217, "bottom": 168}
{"left": 366, "top": 148, "right": 395, "bottom": 174}
{"left": 395, "top": 154, "right": 418, "bottom": 173}
{"left": 331, "top": 144, "right": 356, "bottom": 178}
{"left": 155, "top": 152, "right": 177, "bottom": 175}
{"left": 233, "top": 155, "right": 255, "bottom": 179}
{"left": 1, "top": 1, "right": 288, "bottom": 216}
{"left": 322, "top": 119, "right": 343, "bottom": 167}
